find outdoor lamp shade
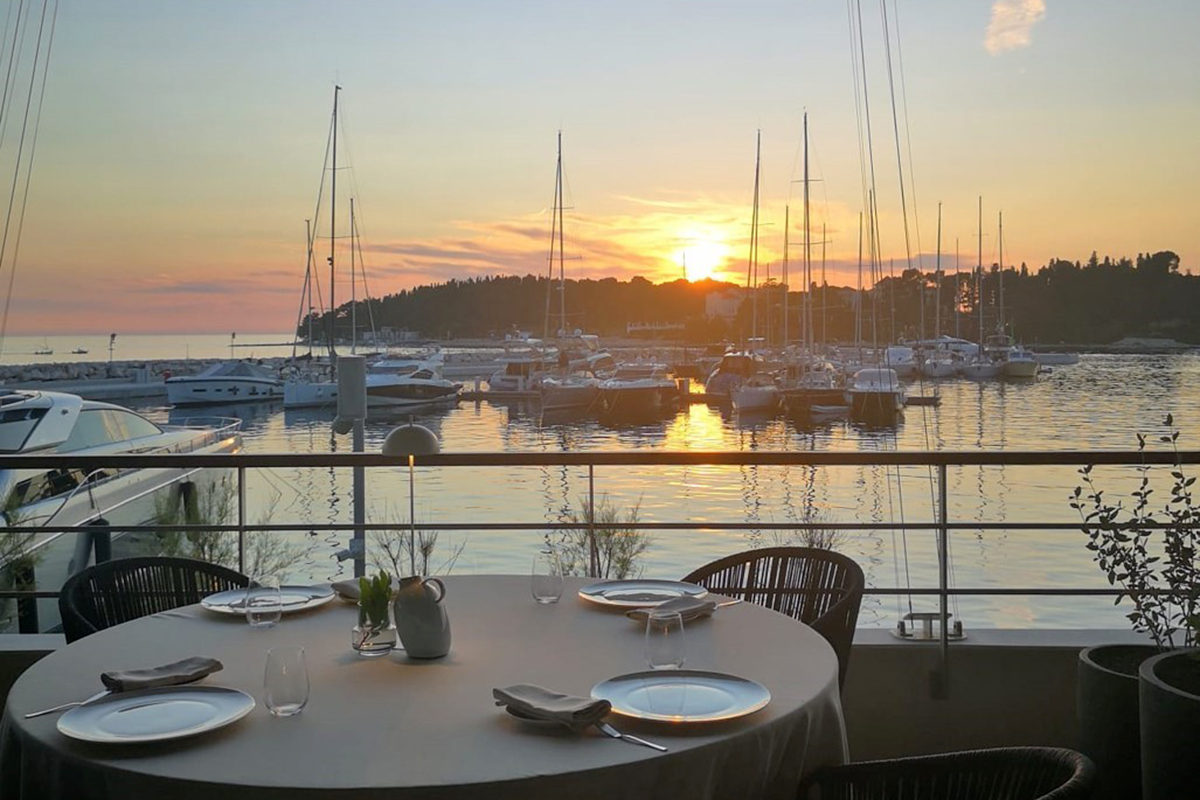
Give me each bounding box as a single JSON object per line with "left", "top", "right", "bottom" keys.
{"left": 382, "top": 424, "right": 440, "bottom": 457}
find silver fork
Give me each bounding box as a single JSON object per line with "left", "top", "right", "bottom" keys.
{"left": 595, "top": 721, "right": 667, "bottom": 752}
{"left": 24, "top": 690, "right": 110, "bottom": 719}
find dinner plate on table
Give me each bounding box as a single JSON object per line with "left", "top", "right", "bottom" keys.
{"left": 577, "top": 579, "right": 708, "bottom": 609}
{"left": 591, "top": 670, "right": 770, "bottom": 723}
{"left": 201, "top": 584, "right": 335, "bottom": 615}
{"left": 57, "top": 686, "right": 255, "bottom": 744}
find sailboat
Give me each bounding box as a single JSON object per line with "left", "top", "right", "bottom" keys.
{"left": 731, "top": 131, "right": 780, "bottom": 414}
{"left": 284, "top": 87, "right": 385, "bottom": 408}
{"left": 993, "top": 212, "right": 1039, "bottom": 379}
{"left": 33, "top": 338, "right": 52, "bottom": 356}
{"left": 920, "top": 204, "right": 957, "bottom": 379}
{"left": 782, "top": 114, "right": 847, "bottom": 417}
{"left": 539, "top": 133, "right": 602, "bottom": 412}
{"left": 960, "top": 196, "right": 1001, "bottom": 380}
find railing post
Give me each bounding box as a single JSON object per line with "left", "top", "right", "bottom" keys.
{"left": 237, "top": 466, "right": 246, "bottom": 576}
{"left": 937, "top": 462, "right": 950, "bottom": 694}
{"left": 588, "top": 464, "right": 597, "bottom": 577}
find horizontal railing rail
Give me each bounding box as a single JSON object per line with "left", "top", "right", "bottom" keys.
{"left": 1, "top": 450, "right": 1195, "bottom": 644}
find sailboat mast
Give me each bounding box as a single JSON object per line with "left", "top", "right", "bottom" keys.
{"left": 746, "top": 130, "right": 761, "bottom": 349}
{"left": 998, "top": 210, "right": 1005, "bottom": 334}
{"left": 328, "top": 85, "right": 341, "bottom": 361}
{"left": 782, "top": 205, "right": 789, "bottom": 347}
{"left": 856, "top": 211, "right": 863, "bottom": 362}
{"left": 977, "top": 195, "right": 983, "bottom": 348}
{"left": 802, "top": 112, "right": 811, "bottom": 353}
{"left": 955, "top": 237, "right": 960, "bottom": 339}
{"left": 820, "top": 222, "right": 826, "bottom": 349}
{"left": 558, "top": 132, "right": 565, "bottom": 337}
{"left": 305, "top": 218, "right": 314, "bottom": 357}
{"left": 934, "top": 202, "right": 942, "bottom": 339}
{"left": 350, "top": 198, "right": 358, "bottom": 354}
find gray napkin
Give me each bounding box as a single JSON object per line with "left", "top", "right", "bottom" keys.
{"left": 493, "top": 684, "right": 611, "bottom": 730}
{"left": 100, "top": 656, "right": 223, "bottom": 693}
{"left": 331, "top": 580, "right": 360, "bottom": 601}
{"left": 625, "top": 596, "right": 717, "bottom": 624}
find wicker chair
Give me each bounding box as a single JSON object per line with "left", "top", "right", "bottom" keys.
{"left": 59, "top": 557, "right": 250, "bottom": 643}
{"left": 682, "top": 547, "right": 864, "bottom": 690}
{"left": 799, "top": 747, "right": 1095, "bottom": 799}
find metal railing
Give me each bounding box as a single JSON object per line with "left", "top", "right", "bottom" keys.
{"left": 2, "top": 449, "right": 1198, "bottom": 650}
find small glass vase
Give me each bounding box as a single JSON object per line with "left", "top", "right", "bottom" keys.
{"left": 352, "top": 602, "right": 397, "bottom": 657}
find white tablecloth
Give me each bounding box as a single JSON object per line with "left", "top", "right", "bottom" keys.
{"left": 1, "top": 575, "right": 847, "bottom": 800}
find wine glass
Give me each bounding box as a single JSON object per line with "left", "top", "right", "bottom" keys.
{"left": 530, "top": 549, "right": 564, "bottom": 604}
{"left": 645, "top": 609, "right": 686, "bottom": 670}
{"left": 264, "top": 646, "right": 309, "bottom": 717}
{"left": 245, "top": 575, "right": 282, "bottom": 628}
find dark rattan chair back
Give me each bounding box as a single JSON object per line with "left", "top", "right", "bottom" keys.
{"left": 58, "top": 556, "right": 250, "bottom": 643}
{"left": 683, "top": 547, "right": 864, "bottom": 690}
{"left": 799, "top": 747, "right": 1095, "bottom": 799}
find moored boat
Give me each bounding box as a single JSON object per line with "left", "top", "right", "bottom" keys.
{"left": 597, "top": 364, "right": 679, "bottom": 417}
{"left": 167, "top": 360, "right": 282, "bottom": 406}
{"left": 848, "top": 367, "right": 905, "bottom": 420}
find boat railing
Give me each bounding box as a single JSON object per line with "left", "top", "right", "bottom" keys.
{"left": 2, "top": 449, "right": 1199, "bottom": 644}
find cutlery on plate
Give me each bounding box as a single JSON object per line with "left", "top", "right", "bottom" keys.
{"left": 715, "top": 598, "right": 743, "bottom": 608}
{"left": 24, "top": 690, "right": 110, "bottom": 719}
{"left": 596, "top": 721, "right": 667, "bottom": 752}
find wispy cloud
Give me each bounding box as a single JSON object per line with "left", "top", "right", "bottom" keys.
{"left": 985, "top": 0, "right": 1046, "bottom": 55}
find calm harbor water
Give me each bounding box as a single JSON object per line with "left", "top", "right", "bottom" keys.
{"left": 0, "top": 333, "right": 298, "bottom": 364}
{"left": 126, "top": 352, "right": 1200, "bottom": 631}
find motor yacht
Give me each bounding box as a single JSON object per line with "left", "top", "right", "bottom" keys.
{"left": 167, "top": 360, "right": 282, "bottom": 406}
{"left": 539, "top": 371, "right": 600, "bottom": 411}
{"left": 597, "top": 364, "right": 680, "bottom": 417}
{"left": 848, "top": 368, "right": 906, "bottom": 420}
{"left": 705, "top": 351, "right": 764, "bottom": 399}
{"left": 366, "top": 353, "right": 461, "bottom": 408}
{"left": 0, "top": 391, "right": 241, "bottom": 621}
{"left": 731, "top": 376, "right": 781, "bottom": 414}
{"left": 882, "top": 346, "right": 918, "bottom": 380}
{"left": 488, "top": 335, "right": 556, "bottom": 393}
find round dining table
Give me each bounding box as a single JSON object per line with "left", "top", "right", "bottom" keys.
{"left": 0, "top": 575, "right": 847, "bottom": 800}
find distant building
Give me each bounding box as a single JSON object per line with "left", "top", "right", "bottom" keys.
{"left": 705, "top": 288, "right": 744, "bottom": 321}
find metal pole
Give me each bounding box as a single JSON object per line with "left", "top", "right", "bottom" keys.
{"left": 353, "top": 419, "right": 365, "bottom": 577}
{"left": 409, "top": 455, "right": 417, "bottom": 577}
{"left": 236, "top": 466, "right": 246, "bottom": 575}
{"left": 588, "top": 464, "right": 597, "bottom": 578}
{"left": 938, "top": 463, "right": 950, "bottom": 673}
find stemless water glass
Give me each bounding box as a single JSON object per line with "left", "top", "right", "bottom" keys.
{"left": 245, "top": 575, "right": 282, "bottom": 628}
{"left": 264, "top": 646, "right": 309, "bottom": 717}
{"left": 530, "top": 549, "right": 564, "bottom": 604}
{"left": 645, "top": 609, "right": 686, "bottom": 670}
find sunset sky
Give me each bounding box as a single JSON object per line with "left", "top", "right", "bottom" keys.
{"left": 5, "top": 0, "right": 1198, "bottom": 334}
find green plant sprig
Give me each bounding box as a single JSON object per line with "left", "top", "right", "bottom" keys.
{"left": 358, "top": 571, "right": 393, "bottom": 628}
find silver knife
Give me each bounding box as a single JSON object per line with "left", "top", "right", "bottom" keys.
{"left": 24, "top": 689, "right": 110, "bottom": 719}
{"left": 596, "top": 721, "right": 667, "bottom": 752}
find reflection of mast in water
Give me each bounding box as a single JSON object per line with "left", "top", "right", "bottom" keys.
{"left": 324, "top": 428, "right": 344, "bottom": 580}
{"left": 738, "top": 426, "right": 763, "bottom": 544}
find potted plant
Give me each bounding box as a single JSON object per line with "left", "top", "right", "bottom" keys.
{"left": 1071, "top": 415, "right": 1199, "bottom": 800}
{"left": 352, "top": 571, "right": 396, "bottom": 657}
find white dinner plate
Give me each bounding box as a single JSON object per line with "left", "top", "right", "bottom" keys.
{"left": 591, "top": 670, "right": 770, "bottom": 723}
{"left": 577, "top": 580, "right": 708, "bottom": 609}
{"left": 57, "top": 686, "right": 255, "bottom": 744}
{"left": 201, "top": 584, "right": 335, "bottom": 615}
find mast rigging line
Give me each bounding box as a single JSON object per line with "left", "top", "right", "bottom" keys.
{"left": 0, "top": 0, "right": 57, "bottom": 357}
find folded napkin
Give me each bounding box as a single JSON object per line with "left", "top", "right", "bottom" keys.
{"left": 100, "top": 656, "right": 224, "bottom": 693}
{"left": 331, "top": 579, "right": 360, "bottom": 601}
{"left": 493, "top": 684, "right": 611, "bottom": 730}
{"left": 625, "top": 595, "right": 718, "bottom": 624}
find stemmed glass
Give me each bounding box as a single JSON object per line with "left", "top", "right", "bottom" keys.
{"left": 245, "top": 575, "right": 282, "bottom": 628}
{"left": 264, "top": 646, "right": 308, "bottom": 717}
{"left": 531, "top": 548, "right": 564, "bottom": 604}
{"left": 645, "top": 609, "right": 686, "bottom": 670}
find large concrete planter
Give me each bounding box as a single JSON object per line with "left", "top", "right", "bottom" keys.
{"left": 1139, "top": 649, "right": 1200, "bottom": 800}
{"left": 1078, "top": 644, "right": 1157, "bottom": 800}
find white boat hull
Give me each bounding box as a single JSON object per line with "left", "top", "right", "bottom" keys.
{"left": 920, "top": 360, "right": 958, "bottom": 379}
{"left": 960, "top": 362, "right": 1001, "bottom": 380}
{"left": 283, "top": 380, "right": 337, "bottom": 409}
{"left": 731, "top": 385, "right": 780, "bottom": 413}
{"left": 167, "top": 378, "right": 282, "bottom": 406}
{"left": 540, "top": 380, "right": 599, "bottom": 411}
{"left": 1003, "top": 359, "right": 1040, "bottom": 378}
